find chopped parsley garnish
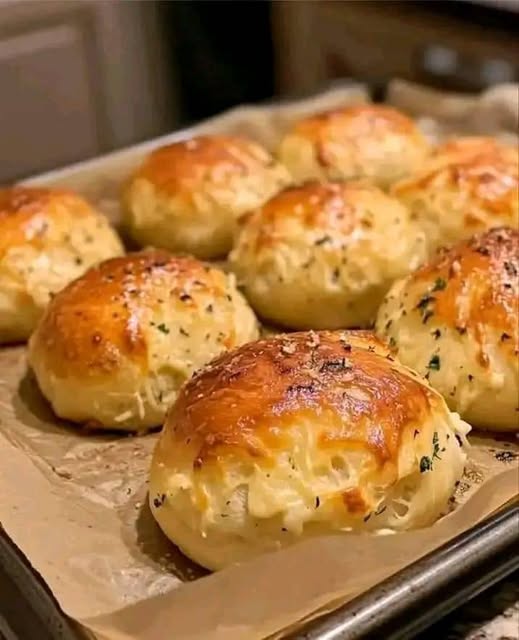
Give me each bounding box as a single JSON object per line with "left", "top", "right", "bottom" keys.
{"left": 153, "top": 494, "right": 166, "bottom": 508}
{"left": 416, "top": 295, "right": 434, "bottom": 310}
{"left": 389, "top": 336, "right": 397, "bottom": 349}
{"left": 432, "top": 277, "right": 446, "bottom": 291}
{"left": 432, "top": 328, "right": 442, "bottom": 340}
{"left": 315, "top": 496, "right": 320, "bottom": 509}
{"left": 427, "top": 354, "right": 441, "bottom": 371}
{"left": 420, "top": 456, "right": 432, "bottom": 473}
{"left": 432, "top": 432, "right": 441, "bottom": 461}
{"left": 156, "top": 323, "right": 170, "bottom": 334}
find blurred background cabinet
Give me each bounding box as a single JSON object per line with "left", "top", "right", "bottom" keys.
{"left": 1, "top": 0, "right": 517, "bottom": 183}
{"left": 0, "top": 0, "right": 179, "bottom": 182}
{"left": 273, "top": 1, "right": 519, "bottom": 96}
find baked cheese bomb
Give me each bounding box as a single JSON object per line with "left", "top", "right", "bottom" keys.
{"left": 0, "top": 186, "right": 123, "bottom": 343}
{"left": 433, "top": 136, "right": 513, "bottom": 158}
{"left": 392, "top": 139, "right": 519, "bottom": 255}
{"left": 229, "top": 181, "right": 427, "bottom": 329}
{"left": 376, "top": 227, "right": 519, "bottom": 431}
{"left": 149, "top": 330, "right": 469, "bottom": 570}
{"left": 28, "top": 250, "right": 259, "bottom": 431}
{"left": 278, "top": 104, "right": 429, "bottom": 188}
{"left": 123, "top": 135, "right": 291, "bottom": 259}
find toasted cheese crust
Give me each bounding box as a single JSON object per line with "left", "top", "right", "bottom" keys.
{"left": 123, "top": 135, "right": 291, "bottom": 259}
{"left": 392, "top": 140, "right": 519, "bottom": 254}
{"left": 29, "top": 250, "right": 259, "bottom": 430}
{"left": 150, "top": 330, "right": 468, "bottom": 569}
{"left": 0, "top": 186, "right": 123, "bottom": 343}
{"left": 376, "top": 227, "right": 519, "bottom": 431}
{"left": 230, "top": 181, "right": 427, "bottom": 329}
{"left": 278, "top": 104, "right": 429, "bottom": 188}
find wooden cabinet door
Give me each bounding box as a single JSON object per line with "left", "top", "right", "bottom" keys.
{"left": 0, "top": 1, "right": 178, "bottom": 182}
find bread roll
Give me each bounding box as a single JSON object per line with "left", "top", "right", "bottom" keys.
{"left": 392, "top": 139, "right": 518, "bottom": 255}
{"left": 433, "top": 136, "right": 513, "bottom": 158}
{"left": 0, "top": 186, "right": 123, "bottom": 343}
{"left": 28, "top": 251, "right": 259, "bottom": 431}
{"left": 278, "top": 104, "right": 429, "bottom": 188}
{"left": 229, "top": 181, "right": 427, "bottom": 329}
{"left": 149, "top": 330, "right": 469, "bottom": 570}
{"left": 376, "top": 227, "right": 519, "bottom": 431}
{"left": 123, "top": 135, "right": 291, "bottom": 259}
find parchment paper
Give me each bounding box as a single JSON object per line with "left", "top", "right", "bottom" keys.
{"left": 1, "top": 81, "right": 517, "bottom": 640}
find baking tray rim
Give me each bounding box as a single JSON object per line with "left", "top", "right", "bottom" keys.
{"left": 1, "top": 500, "right": 517, "bottom": 640}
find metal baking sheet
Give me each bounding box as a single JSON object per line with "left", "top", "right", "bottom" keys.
{"left": 1, "top": 82, "right": 518, "bottom": 639}
{"left": 1, "top": 501, "right": 517, "bottom": 640}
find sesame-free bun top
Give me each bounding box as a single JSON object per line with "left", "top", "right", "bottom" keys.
{"left": 392, "top": 139, "right": 519, "bottom": 255}
{"left": 149, "top": 330, "right": 469, "bottom": 570}
{"left": 277, "top": 104, "right": 429, "bottom": 188}
{"left": 28, "top": 250, "right": 259, "bottom": 431}
{"left": 229, "top": 181, "right": 427, "bottom": 329}
{"left": 123, "top": 135, "right": 291, "bottom": 259}
{"left": 0, "top": 186, "right": 123, "bottom": 343}
{"left": 376, "top": 227, "right": 519, "bottom": 431}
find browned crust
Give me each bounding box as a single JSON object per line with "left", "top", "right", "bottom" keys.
{"left": 160, "top": 331, "right": 436, "bottom": 469}
{"left": 413, "top": 227, "right": 519, "bottom": 359}
{"left": 240, "top": 181, "right": 391, "bottom": 251}
{"left": 392, "top": 146, "right": 518, "bottom": 220}
{"left": 342, "top": 487, "right": 368, "bottom": 514}
{"left": 132, "top": 135, "right": 275, "bottom": 195}
{"left": 433, "top": 136, "right": 513, "bottom": 158}
{"left": 30, "top": 250, "right": 228, "bottom": 378}
{"left": 289, "top": 104, "right": 426, "bottom": 169}
{"left": 0, "top": 186, "right": 97, "bottom": 255}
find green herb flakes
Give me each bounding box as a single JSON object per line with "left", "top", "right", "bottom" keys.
{"left": 420, "top": 456, "right": 432, "bottom": 473}
{"left": 432, "top": 277, "right": 447, "bottom": 292}
{"left": 156, "top": 323, "right": 170, "bottom": 334}
{"left": 427, "top": 354, "right": 441, "bottom": 371}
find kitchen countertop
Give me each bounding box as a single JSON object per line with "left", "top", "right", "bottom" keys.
{"left": 421, "top": 574, "right": 518, "bottom": 640}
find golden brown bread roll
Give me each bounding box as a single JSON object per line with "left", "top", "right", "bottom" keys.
{"left": 149, "top": 330, "right": 469, "bottom": 570}
{"left": 28, "top": 250, "right": 259, "bottom": 431}
{"left": 278, "top": 104, "right": 429, "bottom": 188}
{"left": 0, "top": 186, "right": 123, "bottom": 343}
{"left": 229, "top": 181, "right": 427, "bottom": 329}
{"left": 123, "top": 135, "right": 291, "bottom": 259}
{"left": 392, "top": 139, "right": 519, "bottom": 255}
{"left": 376, "top": 227, "right": 519, "bottom": 431}
{"left": 432, "top": 136, "right": 513, "bottom": 158}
